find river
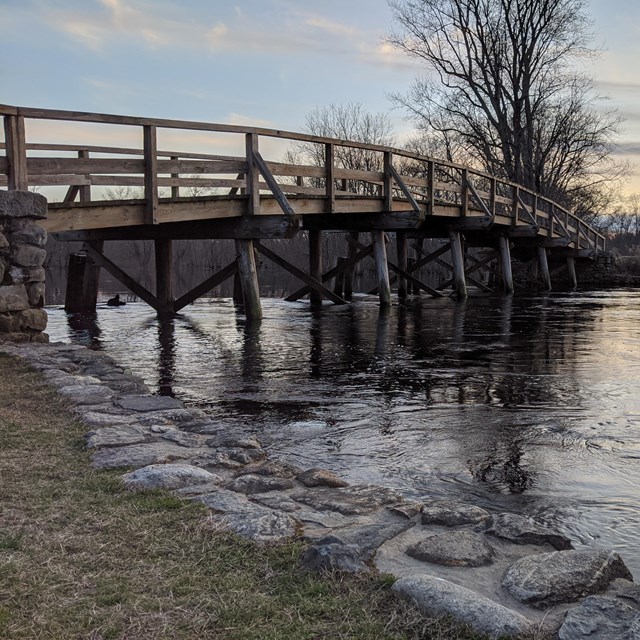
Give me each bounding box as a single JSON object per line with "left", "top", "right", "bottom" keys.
{"left": 45, "top": 290, "right": 640, "bottom": 576}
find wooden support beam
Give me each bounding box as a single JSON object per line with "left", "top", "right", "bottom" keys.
{"left": 173, "top": 260, "right": 238, "bottom": 312}
{"left": 325, "top": 143, "right": 335, "bottom": 213}
{"left": 4, "top": 115, "right": 28, "bottom": 191}
{"left": 384, "top": 152, "right": 393, "bottom": 212}
{"left": 538, "top": 246, "right": 552, "bottom": 291}
{"left": 333, "top": 257, "right": 346, "bottom": 297}
{"left": 344, "top": 231, "right": 359, "bottom": 300}
{"left": 245, "top": 133, "right": 260, "bottom": 216}
{"left": 170, "top": 155, "right": 179, "bottom": 199}
{"left": 373, "top": 230, "right": 392, "bottom": 307}
{"left": 566, "top": 256, "right": 577, "bottom": 291}
{"left": 253, "top": 151, "right": 296, "bottom": 217}
{"left": 63, "top": 244, "right": 102, "bottom": 313}
{"left": 235, "top": 239, "right": 262, "bottom": 320}
{"left": 63, "top": 185, "right": 80, "bottom": 203}
{"left": 449, "top": 230, "right": 468, "bottom": 299}
{"left": 285, "top": 241, "right": 373, "bottom": 302}
{"left": 254, "top": 240, "right": 346, "bottom": 305}
{"left": 499, "top": 235, "right": 514, "bottom": 294}
{"left": 78, "top": 150, "right": 92, "bottom": 202}
{"left": 309, "top": 229, "right": 323, "bottom": 306}
{"left": 436, "top": 259, "right": 493, "bottom": 293}
{"left": 155, "top": 238, "right": 173, "bottom": 313}
{"left": 387, "top": 260, "right": 444, "bottom": 298}
{"left": 84, "top": 243, "right": 172, "bottom": 315}
{"left": 143, "top": 125, "right": 159, "bottom": 224}
{"left": 397, "top": 230, "right": 408, "bottom": 299}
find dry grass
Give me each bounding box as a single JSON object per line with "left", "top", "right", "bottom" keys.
{"left": 0, "top": 352, "right": 489, "bottom": 639}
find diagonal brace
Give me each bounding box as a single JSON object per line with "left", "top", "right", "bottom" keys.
{"left": 253, "top": 241, "right": 347, "bottom": 305}
{"left": 173, "top": 260, "right": 238, "bottom": 312}
{"left": 84, "top": 243, "right": 173, "bottom": 315}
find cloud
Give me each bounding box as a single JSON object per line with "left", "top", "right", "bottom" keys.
{"left": 227, "top": 113, "right": 273, "bottom": 128}
{"left": 612, "top": 141, "right": 640, "bottom": 156}
{"left": 304, "top": 15, "right": 355, "bottom": 37}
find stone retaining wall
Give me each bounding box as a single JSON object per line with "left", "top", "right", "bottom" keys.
{"left": 0, "top": 190, "right": 48, "bottom": 342}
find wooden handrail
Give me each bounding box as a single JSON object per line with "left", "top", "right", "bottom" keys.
{"left": 0, "top": 103, "right": 606, "bottom": 249}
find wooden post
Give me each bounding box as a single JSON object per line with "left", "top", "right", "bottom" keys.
{"left": 325, "top": 143, "right": 335, "bottom": 213}
{"left": 397, "top": 230, "right": 408, "bottom": 300}
{"left": 384, "top": 152, "right": 393, "bottom": 212}
{"left": 4, "top": 115, "right": 28, "bottom": 191}
{"left": 309, "top": 230, "right": 323, "bottom": 306}
{"left": 449, "top": 230, "right": 468, "bottom": 299}
{"left": 245, "top": 133, "right": 260, "bottom": 216}
{"left": 170, "top": 155, "right": 179, "bottom": 199}
{"left": 64, "top": 243, "right": 103, "bottom": 313}
{"left": 373, "top": 230, "right": 391, "bottom": 307}
{"left": 498, "top": 236, "right": 514, "bottom": 294}
{"left": 155, "top": 238, "right": 173, "bottom": 314}
{"left": 78, "top": 150, "right": 91, "bottom": 203}
{"left": 143, "top": 125, "right": 159, "bottom": 224}
{"left": 538, "top": 246, "right": 552, "bottom": 291}
{"left": 333, "top": 257, "right": 346, "bottom": 297}
{"left": 235, "top": 239, "right": 262, "bottom": 321}
{"left": 344, "top": 232, "right": 359, "bottom": 300}
{"left": 566, "top": 256, "right": 578, "bottom": 291}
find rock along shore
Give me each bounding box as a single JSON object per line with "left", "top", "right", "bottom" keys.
{"left": 3, "top": 340, "right": 639, "bottom": 640}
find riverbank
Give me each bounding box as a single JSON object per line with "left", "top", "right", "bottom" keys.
{"left": 0, "top": 350, "right": 479, "bottom": 640}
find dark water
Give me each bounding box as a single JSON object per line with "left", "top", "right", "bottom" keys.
{"left": 46, "top": 291, "right": 640, "bottom": 575}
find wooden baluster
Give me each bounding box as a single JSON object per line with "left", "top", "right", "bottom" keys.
{"left": 143, "top": 124, "right": 158, "bottom": 224}
{"left": 245, "top": 133, "right": 260, "bottom": 215}
{"left": 170, "top": 155, "right": 179, "bottom": 199}
{"left": 490, "top": 178, "right": 497, "bottom": 218}
{"left": 4, "top": 115, "right": 28, "bottom": 191}
{"left": 325, "top": 143, "right": 335, "bottom": 213}
{"left": 384, "top": 151, "right": 393, "bottom": 212}
{"left": 78, "top": 150, "right": 91, "bottom": 202}
{"left": 461, "top": 168, "right": 469, "bottom": 217}
{"left": 512, "top": 186, "right": 519, "bottom": 226}
{"left": 427, "top": 160, "right": 435, "bottom": 215}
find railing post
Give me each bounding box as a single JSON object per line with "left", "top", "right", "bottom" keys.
{"left": 4, "top": 115, "right": 28, "bottom": 191}
{"left": 245, "top": 133, "right": 260, "bottom": 215}
{"left": 427, "top": 160, "right": 435, "bottom": 215}
{"left": 512, "top": 186, "right": 519, "bottom": 227}
{"left": 79, "top": 150, "right": 91, "bottom": 202}
{"left": 383, "top": 151, "right": 393, "bottom": 212}
{"left": 325, "top": 143, "right": 335, "bottom": 213}
{"left": 170, "top": 155, "right": 179, "bottom": 199}
{"left": 143, "top": 124, "right": 159, "bottom": 224}
{"left": 490, "top": 178, "right": 497, "bottom": 217}
{"left": 461, "top": 168, "right": 469, "bottom": 217}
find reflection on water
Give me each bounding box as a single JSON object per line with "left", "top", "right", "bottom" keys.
{"left": 47, "top": 291, "right": 640, "bottom": 575}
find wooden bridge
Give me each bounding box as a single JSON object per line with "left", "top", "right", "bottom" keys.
{"left": 1, "top": 104, "right": 605, "bottom": 319}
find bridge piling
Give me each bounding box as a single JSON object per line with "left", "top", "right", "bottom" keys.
{"left": 397, "top": 231, "right": 408, "bottom": 300}
{"left": 449, "top": 230, "right": 468, "bottom": 299}
{"left": 538, "top": 246, "right": 552, "bottom": 291}
{"left": 154, "top": 239, "right": 174, "bottom": 315}
{"left": 566, "top": 256, "right": 578, "bottom": 291}
{"left": 498, "top": 236, "right": 514, "bottom": 294}
{"left": 235, "top": 239, "right": 262, "bottom": 321}
{"left": 373, "top": 231, "right": 392, "bottom": 307}
{"left": 309, "top": 230, "right": 323, "bottom": 307}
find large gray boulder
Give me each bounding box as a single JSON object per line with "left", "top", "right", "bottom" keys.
{"left": 86, "top": 425, "right": 146, "bottom": 448}
{"left": 503, "top": 550, "right": 633, "bottom": 608}
{"left": 393, "top": 575, "right": 532, "bottom": 638}
{"left": 91, "top": 442, "right": 204, "bottom": 469}
{"left": 301, "top": 542, "right": 369, "bottom": 574}
{"left": 290, "top": 485, "right": 403, "bottom": 516}
{"left": 195, "top": 487, "right": 298, "bottom": 543}
{"left": 123, "top": 464, "right": 219, "bottom": 490}
{"left": 406, "top": 530, "right": 494, "bottom": 567}
{"left": 558, "top": 595, "right": 640, "bottom": 640}
{"left": 421, "top": 501, "right": 490, "bottom": 527}
{"left": 481, "top": 512, "right": 572, "bottom": 550}
{"left": 115, "top": 395, "right": 183, "bottom": 412}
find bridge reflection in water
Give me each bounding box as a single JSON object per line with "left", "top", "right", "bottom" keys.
{"left": 50, "top": 291, "right": 640, "bottom": 576}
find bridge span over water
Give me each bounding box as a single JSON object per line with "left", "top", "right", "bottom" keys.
{"left": 1, "top": 105, "right": 606, "bottom": 319}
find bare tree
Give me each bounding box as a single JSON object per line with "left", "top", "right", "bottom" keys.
{"left": 286, "top": 103, "right": 396, "bottom": 195}
{"left": 387, "top": 0, "right": 626, "bottom": 216}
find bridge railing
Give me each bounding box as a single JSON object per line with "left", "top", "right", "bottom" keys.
{"left": 0, "top": 104, "right": 605, "bottom": 251}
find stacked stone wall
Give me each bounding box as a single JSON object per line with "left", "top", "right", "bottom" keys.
{"left": 0, "top": 191, "right": 48, "bottom": 342}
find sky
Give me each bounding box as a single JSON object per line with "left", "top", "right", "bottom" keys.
{"left": 1, "top": 0, "right": 640, "bottom": 195}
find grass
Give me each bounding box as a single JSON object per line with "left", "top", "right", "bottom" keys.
{"left": 0, "top": 351, "right": 490, "bottom": 640}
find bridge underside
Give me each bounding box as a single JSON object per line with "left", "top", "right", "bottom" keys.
{"left": 47, "top": 195, "right": 597, "bottom": 319}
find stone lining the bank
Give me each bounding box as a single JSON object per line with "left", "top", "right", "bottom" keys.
{"left": 0, "top": 191, "right": 49, "bottom": 343}
{"left": 4, "top": 340, "right": 640, "bottom": 640}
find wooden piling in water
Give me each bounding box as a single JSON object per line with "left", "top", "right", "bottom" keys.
{"left": 498, "top": 236, "right": 514, "bottom": 294}
{"left": 449, "top": 230, "right": 468, "bottom": 299}
{"left": 538, "top": 246, "right": 552, "bottom": 291}
{"left": 309, "top": 230, "right": 323, "bottom": 307}
{"left": 566, "top": 256, "right": 578, "bottom": 291}
{"left": 235, "top": 239, "right": 262, "bottom": 321}
{"left": 397, "top": 231, "right": 408, "bottom": 300}
{"left": 373, "top": 230, "right": 391, "bottom": 307}
{"left": 154, "top": 238, "right": 174, "bottom": 314}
